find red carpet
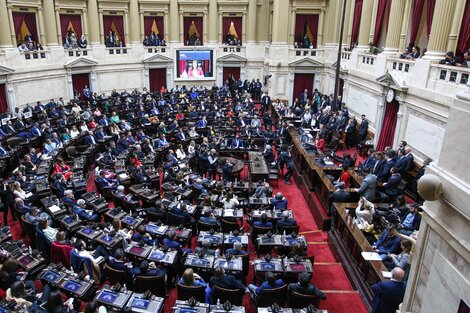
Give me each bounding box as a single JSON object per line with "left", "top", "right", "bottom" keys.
{"left": 7, "top": 159, "right": 368, "bottom": 313}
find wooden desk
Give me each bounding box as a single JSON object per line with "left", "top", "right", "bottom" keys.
{"left": 247, "top": 151, "right": 269, "bottom": 182}
{"left": 330, "top": 203, "right": 388, "bottom": 308}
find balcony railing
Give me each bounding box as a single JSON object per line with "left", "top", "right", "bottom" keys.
{"left": 145, "top": 46, "right": 168, "bottom": 54}
{"left": 106, "top": 47, "right": 129, "bottom": 55}
{"left": 21, "top": 50, "right": 48, "bottom": 60}
{"left": 388, "top": 57, "right": 415, "bottom": 73}
{"left": 358, "top": 53, "right": 377, "bottom": 66}
{"left": 341, "top": 51, "right": 351, "bottom": 60}
{"left": 65, "top": 49, "right": 91, "bottom": 57}
{"left": 432, "top": 64, "right": 469, "bottom": 85}
{"left": 218, "top": 45, "right": 246, "bottom": 55}
{"left": 293, "top": 48, "right": 318, "bottom": 57}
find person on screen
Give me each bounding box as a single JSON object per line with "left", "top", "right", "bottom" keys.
{"left": 189, "top": 60, "right": 204, "bottom": 78}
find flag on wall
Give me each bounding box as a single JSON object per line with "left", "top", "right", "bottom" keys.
{"left": 67, "top": 21, "right": 76, "bottom": 35}
{"left": 19, "top": 20, "right": 32, "bottom": 42}
{"left": 303, "top": 23, "right": 314, "bottom": 43}
{"left": 228, "top": 21, "right": 239, "bottom": 39}
{"left": 151, "top": 19, "right": 160, "bottom": 35}
{"left": 188, "top": 20, "right": 200, "bottom": 38}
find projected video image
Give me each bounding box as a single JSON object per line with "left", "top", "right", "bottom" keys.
{"left": 176, "top": 50, "right": 213, "bottom": 79}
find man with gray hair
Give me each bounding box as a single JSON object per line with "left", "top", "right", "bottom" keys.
{"left": 225, "top": 241, "right": 248, "bottom": 256}
{"left": 72, "top": 198, "right": 99, "bottom": 222}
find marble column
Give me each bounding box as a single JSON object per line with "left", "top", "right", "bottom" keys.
{"left": 346, "top": 0, "right": 357, "bottom": 45}
{"left": 87, "top": 0, "right": 100, "bottom": 45}
{"left": 0, "top": 1, "right": 13, "bottom": 47}
{"left": 42, "top": 0, "right": 58, "bottom": 46}
{"left": 55, "top": 9, "right": 62, "bottom": 45}
{"left": 169, "top": 0, "right": 179, "bottom": 44}
{"left": 357, "top": 0, "right": 374, "bottom": 48}
{"left": 318, "top": 9, "right": 325, "bottom": 47}
{"left": 179, "top": 12, "right": 184, "bottom": 43}
{"left": 82, "top": 9, "right": 89, "bottom": 39}
{"left": 425, "top": 0, "right": 456, "bottom": 59}
{"left": 7, "top": 5, "right": 16, "bottom": 46}
{"left": 218, "top": 13, "right": 223, "bottom": 43}
{"left": 207, "top": 0, "right": 217, "bottom": 45}
{"left": 247, "top": 0, "right": 257, "bottom": 43}
{"left": 368, "top": 0, "right": 378, "bottom": 44}
{"left": 384, "top": 0, "right": 406, "bottom": 53}
{"left": 37, "top": 7, "right": 47, "bottom": 46}
{"left": 289, "top": 8, "right": 296, "bottom": 46}
{"left": 140, "top": 12, "right": 144, "bottom": 41}
{"left": 446, "top": 0, "right": 466, "bottom": 53}
{"left": 271, "top": 0, "right": 289, "bottom": 45}
{"left": 203, "top": 12, "right": 208, "bottom": 44}
{"left": 129, "top": 0, "right": 140, "bottom": 44}
{"left": 98, "top": 11, "right": 104, "bottom": 45}
{"left": 124, "top": 10, "right": 130, "bottom": 45}
{"left": 164, "top": 11, "right": 169, "bottom": 41}
{"left": 399, "top": 0, "right": 412, "bottom": 51}
{"left": 342, "top": 0, "right": 352, "bottom": 44}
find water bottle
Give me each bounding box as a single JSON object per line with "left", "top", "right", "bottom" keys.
{"left": 122, "top": 283, "right": 127, "bottom": 293}
{"left": 152, "top": 241, "right": 156, "bottom": 250}
{"left": 216, "top": 299, "right": 221, "bottom": 308}
{"left": 215, "top": 249, "right": 220, "bottom": 258}
{"left": 23, "top": 304, "right": 29, "bottom": 313}
{"left": 28, "top": 246, "right": 33, "bottom": 255}
{"left": 283, "top": 230, "right": 286, "bottom": 236}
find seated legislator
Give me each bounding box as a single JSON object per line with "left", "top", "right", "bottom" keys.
{"left": 372, "top": 217, "right": 401, "bottom": 261}
{"left": 248, "top": 271, "right": 285, "bottom": 296}
{"left": 179, "top": 268, "right": 211, "bottom": 303}
{"left": 276, "top": 211, "right": 297, "bottom": 229}
{"left": 209, "top": 266, "right": 246, "bottom": 292}
{"left": 107, "top": 248, "right": 132, "bottom": 273}
{"left": 72, "top": 199, "right": 99, "bottom": 222}
{"left": 272, "top": 192, "right": 288, "bottom": 210}
{"left": 225, "top": 241, "right": 248, "bottom": 256}
{"left": 288, "top": 272, "right": 326, "bottom": 300}
{"left": 253, "top": 213, "right": 273, "bottom": 228}
{"left": 131, "top": 260, "right": 167, "bottom": 276}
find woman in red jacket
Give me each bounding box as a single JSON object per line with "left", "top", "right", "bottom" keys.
{"left": 53, "top": 158, "right": 72, "bottom": 180}
{"left": 334, "top": 164, "right": 351, "bottom": 189}
{"left": 315, "top": 134, "right": 326, "bottom": 152}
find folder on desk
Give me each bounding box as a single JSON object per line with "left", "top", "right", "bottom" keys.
{"left": 361, "top": 252, "right": 382, "bottom": 261}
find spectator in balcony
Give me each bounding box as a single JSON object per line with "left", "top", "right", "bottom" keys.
{"left": 143, "top": 36, "right": 150, "bottom": 46}
{"left": 64, "top": 31, "right": 78, "bottom": 49}
{"left": 407, "top": 46, "right": 420, "bottom": 60}
{"left": 368, "top": 42, "right": 382, "bottom": 55}
{"left": 439, "top": 51, "right": 457, "bottom": 66}
{"left": 17, "top": 43, "right": 28, "bottom": 52}
{"left": 457, "top": 50, "right": 469, "bottom": 67}
{"left": 24, "top": 33, "right": 34, "bottom": 43}
{"left": 105, "top": 30, "right": 116, "bottom": 48}
{"left": 399, "top": 47, "right": 411, "bottom": 59}
{"left": 78, "top": 35, "right": 87, "bottom": 49}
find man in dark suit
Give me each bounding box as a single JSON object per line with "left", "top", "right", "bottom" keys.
{"left": 131, "top": 260, "right": 166, "bottom": 276}
{"left": 383, "top": 167, "right": 401, "bottom": 198}
{"left": 378, "top": 152, "right": 396, "bottom": 182}
{"left": 261, "top": 93, "right": 271, "bottom": 112}
{"left": 107, "top": 248, "right": 131, "bottom": 272}
{"left": 276, "top": 211, "right": 297, "bottom": 230}
{"left": 394, "top": 149, "right": 410, "bottom": 175}
{"left": 356, "top": 168, "right": 377, "bottom": 202}
{"left": 209, "top": 266, "right": 245, "bottom": 292}
{"left": 83, "top": 131, "right": 97, "bottom": 145}
{"left": 358, "top": 114, "right": 369, "bottom": 142}
{"left": 371, "top": 267, "right": 406, "bottom": 313}
{"left": 288, "top": 272, "right": 326, "bottom": 300}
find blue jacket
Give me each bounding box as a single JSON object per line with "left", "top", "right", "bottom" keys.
{"left": 371, "top": 280, "right": 406, "bottom": 313}
{"left": 256, "top": 279, "right": 284, "bottom": 294}
{"left": 374, "top": 230, "right": 401, "bottom": 255}
{"left": 272, "top": 198, "right": 288, "bottom": 210}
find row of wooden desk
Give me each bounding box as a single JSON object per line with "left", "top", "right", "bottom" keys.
{"left": 286, "top": 127, "right": 389, "bottom": 310}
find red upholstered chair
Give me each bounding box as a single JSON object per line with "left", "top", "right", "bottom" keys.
{"left": 51, "top": 241, "right": 74, "bottom": 268}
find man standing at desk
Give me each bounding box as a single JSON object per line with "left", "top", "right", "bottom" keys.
{"left": 371, "top": 267, "right": 406, "bottom": 313}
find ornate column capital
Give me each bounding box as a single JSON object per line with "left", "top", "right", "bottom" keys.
{"left": 82, "top": 8, "right": 87, "bottom": 13}
{"left": 38, "top": 6, "right": 43, "bottom": 11}
{"left": 164, "top": 10, "right": 169, "bottom": 15}
{"left": 291, "top": 8, "right": 297, "bottom": 13}
{"left": 124, "top": 9, "right": 129, "bottom": 14}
